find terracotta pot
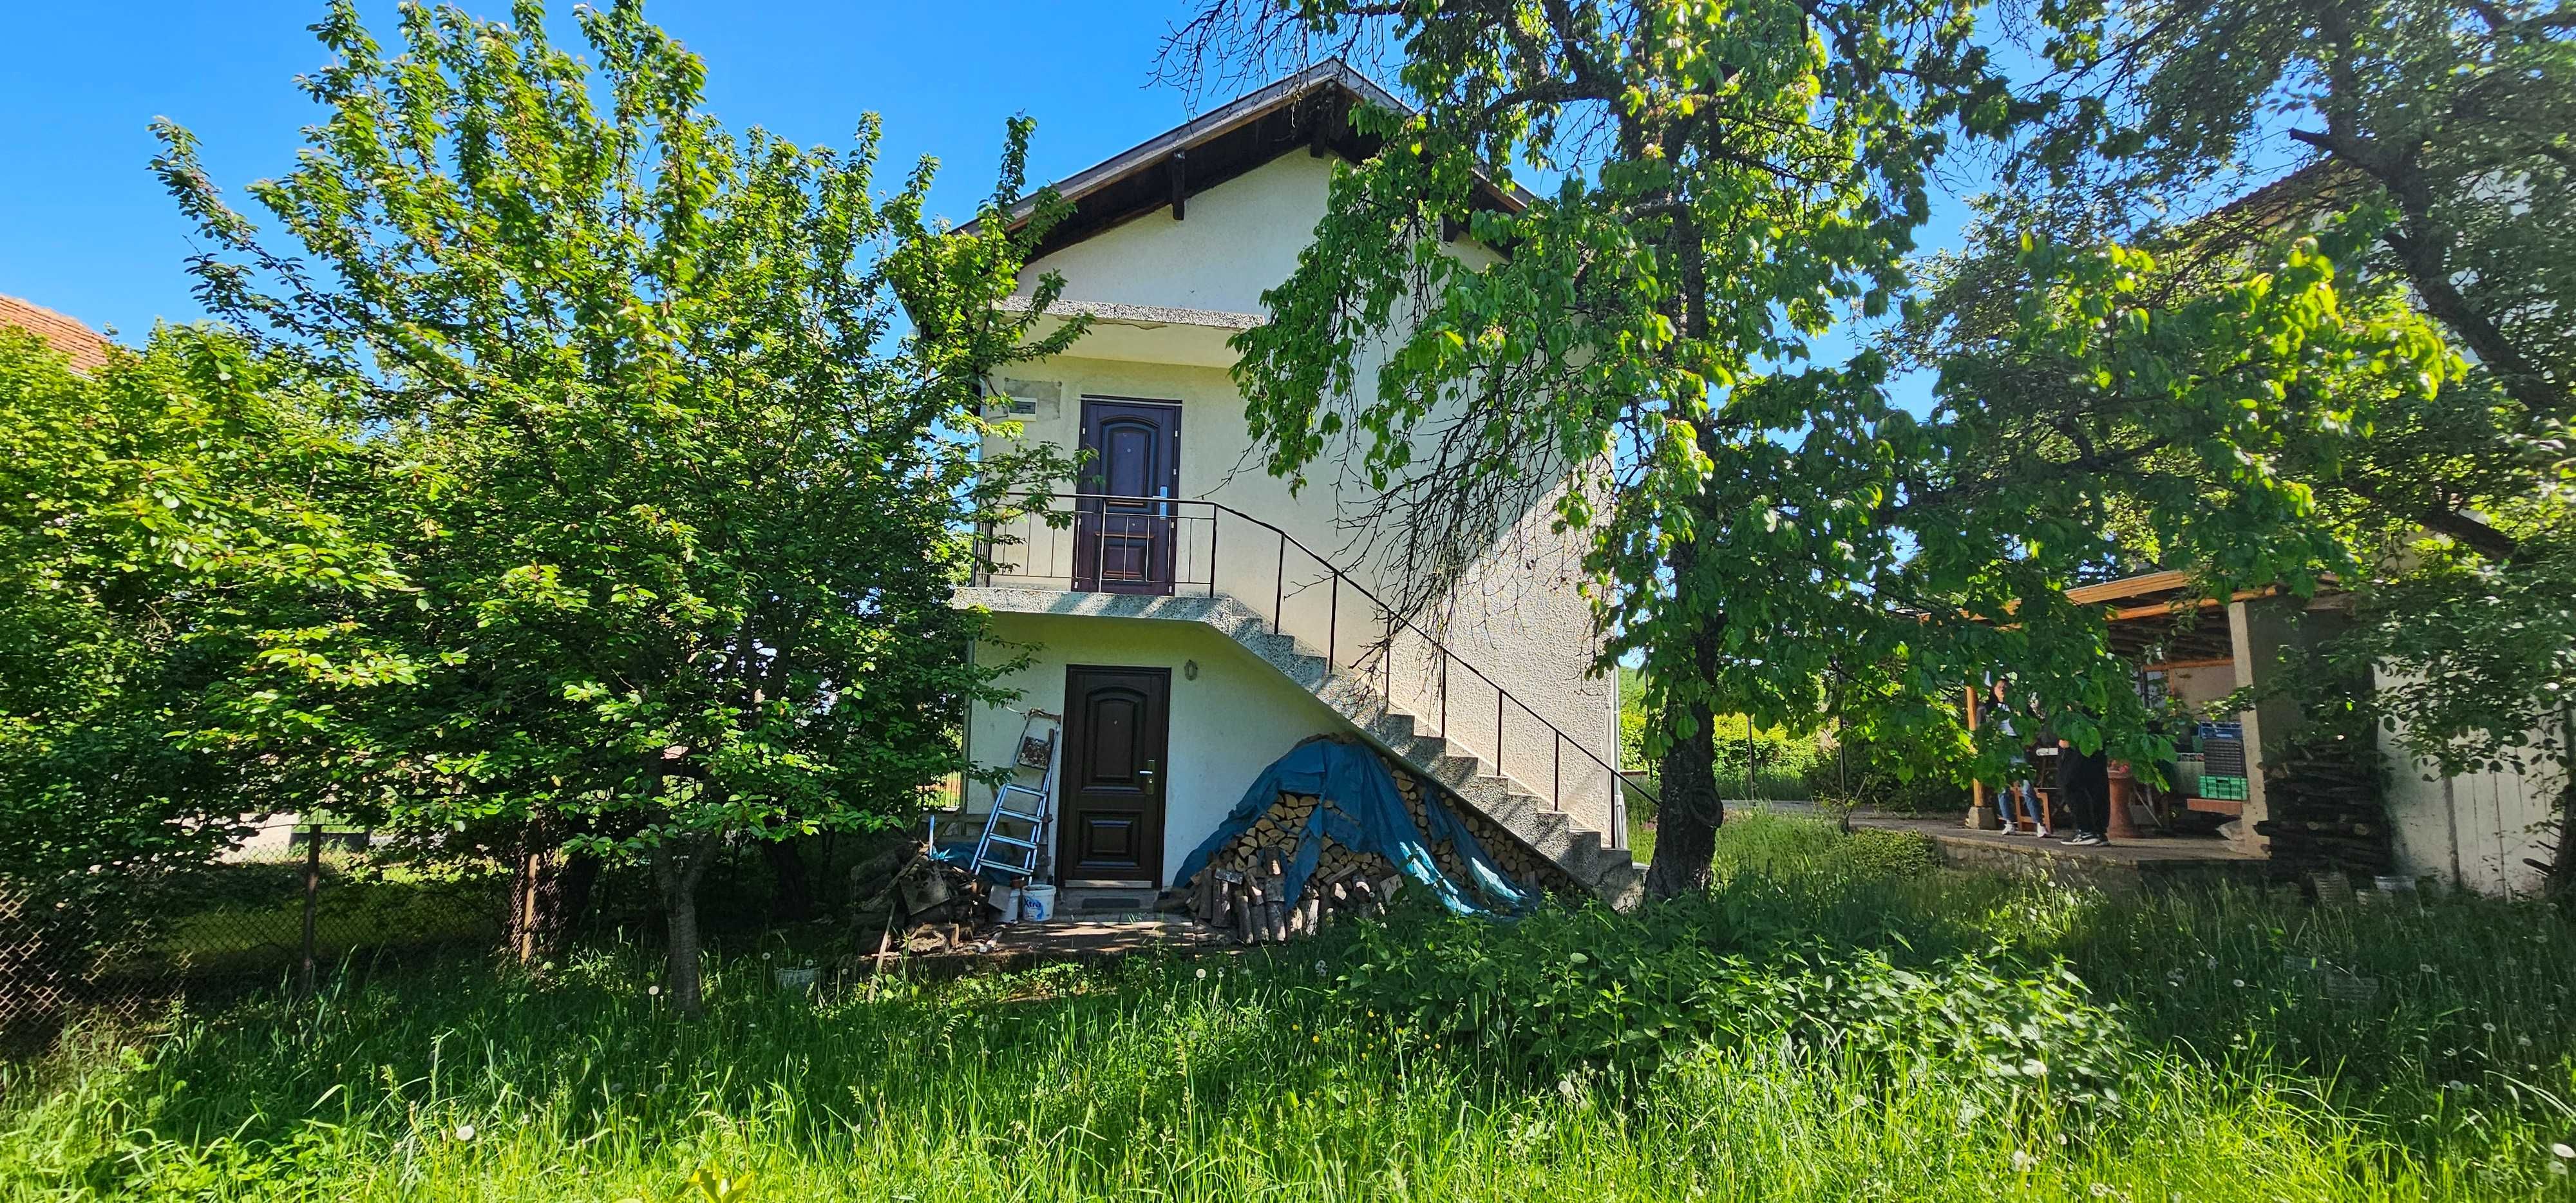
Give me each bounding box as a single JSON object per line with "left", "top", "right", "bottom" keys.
{"left": 2105, "top": 761, "right": 2143, "bottom": 840}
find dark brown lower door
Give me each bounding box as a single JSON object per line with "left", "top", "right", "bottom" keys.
{"left": 1059, "top": 665, "right": 1170, "bottom": 884}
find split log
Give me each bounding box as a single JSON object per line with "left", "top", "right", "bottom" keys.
{"left": 1213, "top": 869, "right": 1243, "bottom": 928}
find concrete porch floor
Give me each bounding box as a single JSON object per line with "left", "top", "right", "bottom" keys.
{"left": 889, "top": 915, "right": 1236, "bottom": 974}
{"left": 1844, "top": 810, "right": 2276, "bottom": 891}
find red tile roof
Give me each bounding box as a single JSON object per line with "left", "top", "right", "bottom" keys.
{"left": 0, "top": 294, "right": 114, "bottom": 374}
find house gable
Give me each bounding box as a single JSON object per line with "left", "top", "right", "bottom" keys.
{"left": 1019, "top": 151, "right": 1336, "bottom": 316}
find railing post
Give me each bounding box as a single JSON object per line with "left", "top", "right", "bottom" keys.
{"left": 1206, "top": 506, "right": 1218, "bottom": 598}
{"left": 1553, "top": 731, "right": 1562, "bottom": 810}
{"left": 1327, "top": 573, "right": 1339, "bottom": 668}
{"left": 1495, "top": 689, "right": 1505, "bottom": 777}
{"left": 1611, "top": 771, "right": 1622, "bottom": 849}
{"left": 1439, "top": 654, "right": 1448, "bottom": 737}
{"left": 1273, "top": 538, "right": 1285, "bottom": 635}
{"left": 1383, "top": 605, "right": 1394, "bottom": 699}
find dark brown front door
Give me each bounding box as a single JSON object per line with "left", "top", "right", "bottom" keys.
{"left": 1073, "top": 398, "right": 1180, "bottom": 594}
{"left": 1059, "top": 665, "right": 1170, "bottom": 884}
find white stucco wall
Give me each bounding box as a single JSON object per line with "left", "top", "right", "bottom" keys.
{"left": 2157, "top": 661, "right": 2238, "bottom": 712}
{"left": 978, "top": 149, "right": 1618, "bottom": 837}
{"left": 969, "top": 611, "right": 1351, "bottom": 886}
{"left": 2375, "top": 670, "right": 2564, "bottom": 896}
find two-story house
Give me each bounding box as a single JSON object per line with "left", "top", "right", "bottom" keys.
{"left": 952, "top": 63, "right": 1642, "bottom": 907}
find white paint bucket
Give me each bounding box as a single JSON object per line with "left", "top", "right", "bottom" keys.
{"left": 1022, "top": 883, "right": 1057, "bottom": 922}
{"left": 988, "top": 883, "right": 1022, "bottom": 924}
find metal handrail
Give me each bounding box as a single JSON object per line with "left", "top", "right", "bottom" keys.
{"left": 975, "top": 491, "right": 1662, "bottom": 834}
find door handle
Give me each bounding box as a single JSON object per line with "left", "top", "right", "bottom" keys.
{"left": 1138, "top": 759, "right": 1159, "bottom": 795}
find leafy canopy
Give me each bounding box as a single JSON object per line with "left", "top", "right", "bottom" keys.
{"left": 148, "top": 0, "right": 1085, "bottom": 999}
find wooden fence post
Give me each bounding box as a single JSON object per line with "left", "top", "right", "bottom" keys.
{"left": 297, "top": 817, "right": 322, "bottom": 1001}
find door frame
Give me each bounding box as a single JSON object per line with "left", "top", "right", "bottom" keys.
{"left": 1056, "top": 663, "right": 1172, "bottom": 887}
{"left": 1072, "top": 396, "right": 1183, "bottom": 595}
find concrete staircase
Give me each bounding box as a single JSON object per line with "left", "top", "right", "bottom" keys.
{"left": 958, "top": 587, "right": 1645, "bottom": 909}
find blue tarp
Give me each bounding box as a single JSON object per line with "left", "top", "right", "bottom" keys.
{"left": 1171, "top": 739, "right": 1535, "bottom": 917}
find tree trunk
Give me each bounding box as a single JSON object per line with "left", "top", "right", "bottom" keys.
{"left": 507, "top": 816, "right": 609, "bottom": 967}
{"left": 537, "top": 846, "right": 604, "bottom": 961}
{"left": 654, "top": 832, "right": 721, "bottom": 1018}
{"left": 763, "top": 838, "right": 814, "bottom": 923}
{"left": 2543, "top": 773, "right": 2576, "bottom": 904}
{"left": 507, "top": 815, "right": 551, "bottom": 966}
{"left": 1644, "top": 697, "right": 1723, "bottom": 900}
{"left": 1640, "top": 202, "right": 1730, "bottom": 904}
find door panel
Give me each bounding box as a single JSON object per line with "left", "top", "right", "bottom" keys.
{"left": 1074, "top": 399, "right": 1180, "bottom": 594}
{"left": 1059, "top": 665, "right": 1170, "bottom": 884}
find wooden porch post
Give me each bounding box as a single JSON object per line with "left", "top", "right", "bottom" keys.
{"left": 1964, "top": 687, "right": 1991, "bottom": 828}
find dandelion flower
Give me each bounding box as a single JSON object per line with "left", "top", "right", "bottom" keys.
{"left": 2482, "top": 1022, "right": 2497, "bottom": 1033}
{"left": 2090, "top": 1184, "right": 2110, "bottom": 1198}
{"left": 649, "top": 985, "right": 661, "bottom": 997}
{"left": 2232, "top": 978, "right": 2246, "bottom": 988}
{"left": 2553, "top": 1142, "right": 2575, "bottom": 1160}
{"left": 1195, "top": 967, "right": 1207, "bottom": 980}
{"left": 2421, "top": 963, "right": 2438, "bottom": 974}
{"left": 455, "top": 1122, "right": 476, "bottom": 1141}
{"left": 1558, "top": 1077, "right": 1578, "bottom": 1099}
{"left": 2010, "top": 1150, "right": 2038, "bottom": 1171}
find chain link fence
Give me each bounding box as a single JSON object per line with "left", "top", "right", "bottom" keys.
{"left": 1, "top": 819, "right": 507, "bottom": 1052}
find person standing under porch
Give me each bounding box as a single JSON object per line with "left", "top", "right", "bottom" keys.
{"left": 2056, "top": 721, "right": 2112, "bottom": 847}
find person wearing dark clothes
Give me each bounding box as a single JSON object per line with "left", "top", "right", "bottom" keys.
{"left": 2055, "top": 730, "right": 2112, "bottom": 846}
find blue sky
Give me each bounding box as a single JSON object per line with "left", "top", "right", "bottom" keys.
{"left": 1, "top": 1, "right": 1234, "bottom": 339}
{"left": 1, "top": 0, "right": 1974, "bottom": 413}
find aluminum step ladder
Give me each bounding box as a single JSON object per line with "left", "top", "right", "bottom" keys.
{"left": 971, "top": 709, "right": 1059, "bottom": 880}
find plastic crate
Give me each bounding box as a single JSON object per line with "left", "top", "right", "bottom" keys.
{"left": 2199, "top": 774, "right": 2249, "bottom": 801}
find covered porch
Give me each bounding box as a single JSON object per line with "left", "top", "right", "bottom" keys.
{"left": 1961, "top": 571, "right": 2353, "bottom": 858}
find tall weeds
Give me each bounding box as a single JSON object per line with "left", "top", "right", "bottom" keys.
{"left": 3, "top": 814, "right": 2570, "bottom": 1200}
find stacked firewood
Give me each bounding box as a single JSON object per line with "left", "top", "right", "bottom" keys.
{"left": 1390, "top": 770, "right": 1494, "bottom": 892}
{"left": 1187, "top": 835, "right": 1406, "bottom": 944}
{"left": 2255, "top": 733, "right": 2392, "bottom": 878}
{"left": 1377, "top": 750, "right": 1584, "bottom": 896}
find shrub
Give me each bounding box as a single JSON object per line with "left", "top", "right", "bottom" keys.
{"left": 1323, "top": 818, "right": 2128, "bottom": 1124}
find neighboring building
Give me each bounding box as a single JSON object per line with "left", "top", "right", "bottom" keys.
{"left": 1980, "top": 570, "right": 2564, "bottom": 896}
{"left": 0, "top": 294, "right": 112, "bottom": 374}
{"left": 948, "top": 64, "right": 1639, "bottom": 904}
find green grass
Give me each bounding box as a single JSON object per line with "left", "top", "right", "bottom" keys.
{"left": 1626, "top": 815, "right": 1656, "bottom": 864}
{"left": 5, "top": 813, "right": 2575, "bottom": 1200}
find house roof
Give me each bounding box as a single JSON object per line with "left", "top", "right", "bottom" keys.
{"left": 1, "top": 294, "right": 113, "bottom": 374}
{"left": 976, "top": 59, "right": 1533, "bottom": 263}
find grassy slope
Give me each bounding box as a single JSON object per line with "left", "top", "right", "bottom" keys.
{"left": 5, "top": 815, "right": 2573, "bottom": 1201}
